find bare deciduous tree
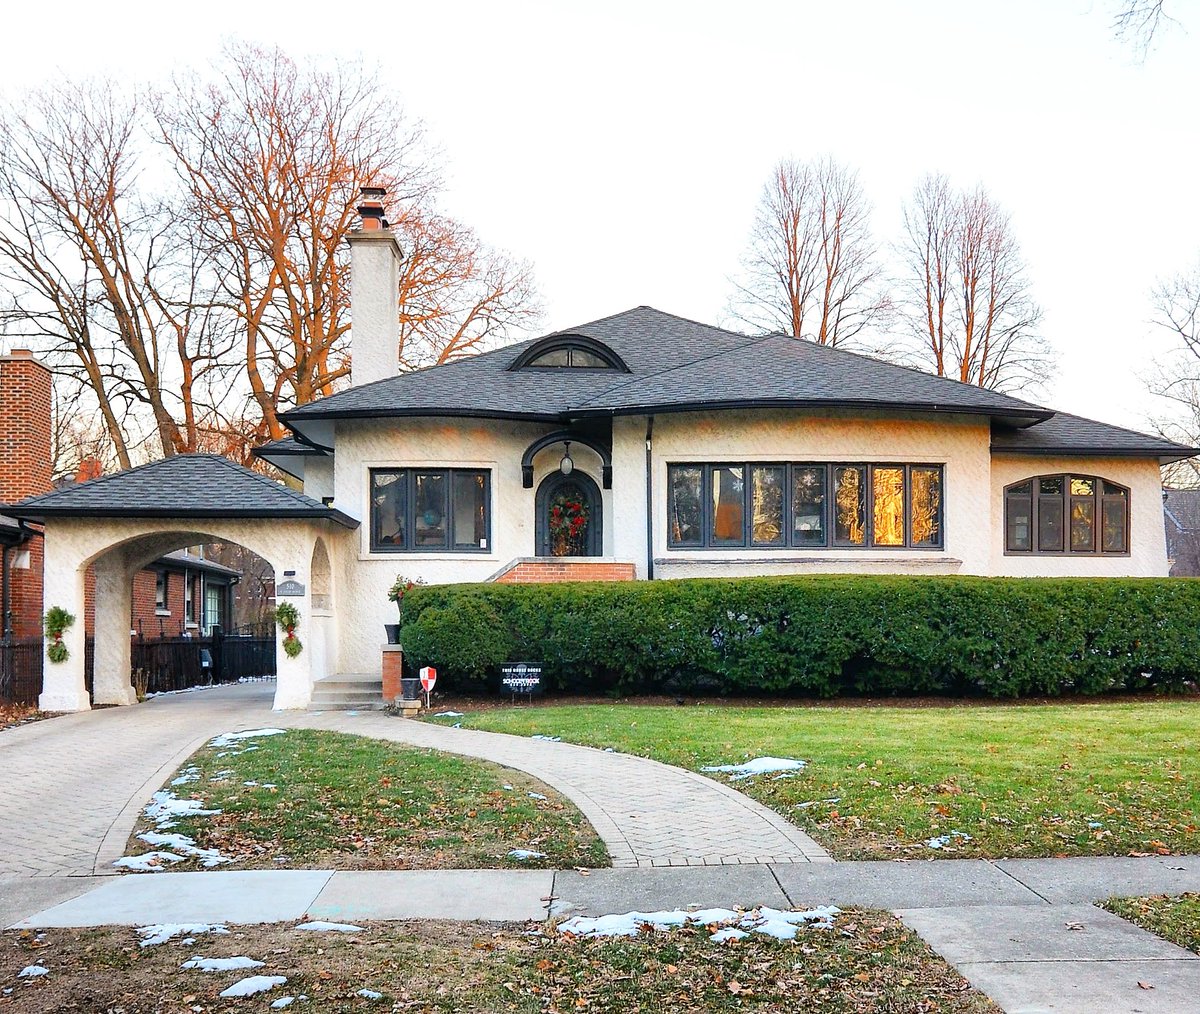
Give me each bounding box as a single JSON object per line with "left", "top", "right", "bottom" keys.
{"left": 1147, "top": 257, "right": 1200, "bottom": 486}
{"left": 0, "top": 44, "right": 542, "bottom": 468}
{"left": 1112, "top": 1, "right": 1177, "bottom": 54}
{"left": 729, "top": 157, "right": 887, "bottom": 349}
{"left": 899, "top": 175, "right": 1048, "bottom": 392}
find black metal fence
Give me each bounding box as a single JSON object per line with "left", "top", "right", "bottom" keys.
{"left": 1, "top": 624, "right": 276, "bottom": 705}
{"left": 0, "top": 638, "right": 43, "bottom": 706}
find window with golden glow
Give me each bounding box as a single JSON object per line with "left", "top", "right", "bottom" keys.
{"left": 665, "top": 462, "right": 943, "bottom": 550}
{"left": 1004, "top": 474, "right": 1128, "bottom": 556}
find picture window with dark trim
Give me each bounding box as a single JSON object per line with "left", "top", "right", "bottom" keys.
{"left": 370, "top": 468, "right": 490, "bottom": 553}
{"left": 666, "top": 462, "right": 943, "bottom": 550}
{"left": 1003, "top": 473, "right": 1128, "bottom": 556}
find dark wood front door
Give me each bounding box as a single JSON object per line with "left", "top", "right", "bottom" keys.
{"left": 536, "top": 472, "right": 603, "bottom": 557}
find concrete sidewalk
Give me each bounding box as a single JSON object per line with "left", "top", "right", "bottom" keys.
{"left": 6, "top": 855, "right": 1200, "bottom": 1012}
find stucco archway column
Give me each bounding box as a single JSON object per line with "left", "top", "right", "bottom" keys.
{"left": 39, "top": 528, "right": 90, "bottom": 712}
{"left": 271, "top": 529, "right": 318, "bottom": 710}
{"left": 92, "top": 549, "right": 137, "bottom": 706}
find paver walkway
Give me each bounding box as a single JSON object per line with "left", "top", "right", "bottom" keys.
{"left": 0, "top": 681, "right": 825, "bottom": 877}
{"left": 294, "top": 708, "right": 827, "bottom": 867}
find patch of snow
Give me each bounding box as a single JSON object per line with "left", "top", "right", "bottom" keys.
{"left": 433, "top": 711, "right": 464, "bottom": 717}
{"left": 137, "top": 923, "right": 229, "bottom": 948}
{"left": 795, "top": 797, "right": 840, "bottom": 809}
{"left": 603, "top": 747, "right": 615, "bottom": 752}
{"left": 113, "top": 851, "right": 185, "bottom": 872}
{"left": 219, "top": 975, "right": 287, "bottom": 998}
{"left": 263, "top": 783, "right": 278, "bottom": 789}
{"left": 18, "top": 964, "right": 48, "bottom": 978}
{"left": 502, "top": 784, "right": 514, "bottom": 791}
{"left": 171, "top": 767, "right": 201, "bottom": 786}
{"left": 135, "top": 831, "right": 232, "bottom": 868}
{"left": 452, "top": 722, "right": 462, "bottom": 728}
{"left": 530, "top": 734, "right": 561, "bottom": 742}
{"left": 926, "top": 831, "right": 973, "bottom": 849}
{"left": 211, "top": 770, "right": 234, "bottom": 779}
{"left": 209, "top": 728, "right": 286, "bottom": 748}
{"left": 244, "top": 780, "right": 258, "bottom": 787}
{"left": 357, "top": 989, "right": 383, "bottom": 1000}
{"left": 182, "top": 955, "right": 265, "bottom": 972}
{"left": 557, "top": 905, "right": 838, "bottom": 941}
{"left": 700, "top": 757, "right": 807, "bottom": 781}
{"left": 271, "top": 999, "right": 296, "bottom": 1010}
{"left": 528, "top": 791, "right": 548, "bottom": 800}
{"left": 294, "top": 921, "right": 363, "bottom": 933}
{"left": 508, "top": 849, "right": 547, "bottom": 860}
{"left": 144, "top": 790, "right": 221, "bottom": 827}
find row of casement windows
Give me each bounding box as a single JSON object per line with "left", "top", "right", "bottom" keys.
{"left": 667, "top": 462, "right": 944, "bottom": 550}
{"left": 1003, "top": 475, "right": 1129, "bottom": 556}
{"left": 367, "top": 465, "right": 1132, "bottom": 557}
{"left": 370, "top": 469, "right": 491, "bottom": 553}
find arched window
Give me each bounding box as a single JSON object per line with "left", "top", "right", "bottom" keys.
{"left": 1004, "top": 474, "right": 1129, "bottom": 556}
{"left": 508, "top": 334, "right": 629, "bottom": 372}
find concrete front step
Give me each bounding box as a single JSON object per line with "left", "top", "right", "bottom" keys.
{"left": 310, "top": 674, "right": 385, "bottom": 711}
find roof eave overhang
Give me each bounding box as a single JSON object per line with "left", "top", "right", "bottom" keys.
{"left": 990, "top": 445, "right": 1200, "bottom": 465}
{"left": 4, "top": 506, "right": 361, "bottom": 530}
{"left": 283, "top": 400, "right": 1051, "bottom": 426}
{"left": 251, "top": 450, "right": 308, "bottom": 483}
{"left": 571, "top": 399, "right": 1053, "bottom": 424}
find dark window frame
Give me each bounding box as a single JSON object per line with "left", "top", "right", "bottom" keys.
{"left": 665, "top": 461, "right": 945, "bottom": 551}
{"left": 369, "top": 467, "right": 492, "bottom": 554}
{"left": 1003, "top": 473, "right": 1130, "bottom": 557}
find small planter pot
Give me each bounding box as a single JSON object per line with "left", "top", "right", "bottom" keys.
{"left": 400, "top": 677, "right": 421, "bottom": 701}
{"left": 384, "top": 623, "right": 402, "bottom": 645}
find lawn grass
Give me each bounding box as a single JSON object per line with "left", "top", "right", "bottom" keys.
{"left": 0, "top": 912, "right": 999, "bottom": 1013}
{"left": 1102, "top": 894, "right": 1200, "bottom": 954}
{"left": 123, "top": 729, "right": 607, "bottom": 871}
{"left": 445, "top": 700, "right": 1200, "bottom": 860}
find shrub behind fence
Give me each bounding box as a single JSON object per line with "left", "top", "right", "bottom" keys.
{"left": 398, "top": 575, "right": 1200, "bottom": 699}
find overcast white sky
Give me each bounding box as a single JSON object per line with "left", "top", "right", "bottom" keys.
{"left": 2, "top": 0, "right": 1197, "bottom": 432}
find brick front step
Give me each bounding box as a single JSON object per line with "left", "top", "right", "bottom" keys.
{"left": 488, "top": 557, "right": 637, "bottom": 584}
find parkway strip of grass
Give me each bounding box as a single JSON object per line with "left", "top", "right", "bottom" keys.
{"left": 444, "top": 699, "right": 1200, "bottom": 860}
{"left": 122, "top": 728, "right": 608, "bottom": 871}
{"left": 1102, "top": 894, "right": 1200, "bottom": 954}
{"left": 1, "top": 913, "right": 1000, "bottom": 1013}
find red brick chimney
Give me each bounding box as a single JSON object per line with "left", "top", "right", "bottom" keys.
{"left": 75, "top": 457, "right": 103, "bottom": 483}
{"left": 0, "top": 350, "right": 53, "bottom": 502}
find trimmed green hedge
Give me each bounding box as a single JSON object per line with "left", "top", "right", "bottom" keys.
{"left": 398, "top": 576, "right": 1200, "bottom": 698}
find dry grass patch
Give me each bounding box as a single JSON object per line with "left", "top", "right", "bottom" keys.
{"left": 121, "top": 728, "right": 607, "bottom": 872}
{"left": 1102, "top": 893, "right": 1200, "bottom": 954}
{"left": 0, "top": 912, "right": 999, "bottom": 1013}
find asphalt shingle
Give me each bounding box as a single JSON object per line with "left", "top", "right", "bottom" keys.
{"left": 3, "top": 454, "right": 357, "bottom": 527}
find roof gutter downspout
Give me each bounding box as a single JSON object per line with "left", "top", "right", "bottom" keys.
{"left": 644, "top": 416, "right": 655, "bottom": 581}
{"left": 1, "top": 544, "right": 10, "bottom": 642}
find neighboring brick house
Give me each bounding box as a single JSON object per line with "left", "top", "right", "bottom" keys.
{"left": 0, "top": 350, "right": 240, "bottom": 642}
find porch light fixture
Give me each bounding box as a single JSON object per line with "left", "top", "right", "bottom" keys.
{"left": 559, "top": 441, "right": 574, "bottom": 476}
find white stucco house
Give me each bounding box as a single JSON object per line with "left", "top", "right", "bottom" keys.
{"left": 7, "top": 189, "right": 1194, "bottom": 712}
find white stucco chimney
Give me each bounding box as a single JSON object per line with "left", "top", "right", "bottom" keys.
{"left": 347, "top": 186, "right": 402, "bottom": 387}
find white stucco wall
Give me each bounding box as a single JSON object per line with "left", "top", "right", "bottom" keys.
{"left": 317, "top": 409, "right": 1173, "bottom": 678}
{"left": 328, "top": 417, "right": 613, "bottom": 673}
{"left": 39, "top": 516, "right": 351, "bottom": 712}
{"left": 989, "top": 454, "right": 1169, "bottom": 576}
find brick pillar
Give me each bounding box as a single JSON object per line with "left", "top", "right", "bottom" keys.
{"left": 382, "top": 644, "right": 404, "bottom": 702}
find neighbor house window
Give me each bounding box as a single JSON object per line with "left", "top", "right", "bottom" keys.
{"left": 184, "top": 574, "right": 196, "bottom": 624}
{"left": 370, "top": 468, "right": 491, "bottom": 553}
{"left": 1004, "top": 474, "right": 1128, "bottom": 555}
{"left": 667, "top": 462, "right": 943, "bottom": 550}
{"left": 154, "top": 571, "right": 168, "bottom": 612}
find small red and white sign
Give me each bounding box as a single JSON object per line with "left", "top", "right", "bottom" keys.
{"left": 419, "top": 666, "right": 437, "bottom": 693}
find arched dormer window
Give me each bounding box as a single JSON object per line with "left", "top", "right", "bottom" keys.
{"left": 1004, "top": 474, "right": 1129, "bottom": 556}
{"left": 508, "top": 334, "right": 630, "bottom": 372}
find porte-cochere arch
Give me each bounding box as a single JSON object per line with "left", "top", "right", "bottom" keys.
{"left": 4, "top": 454, "right": 357, "bottom": 712}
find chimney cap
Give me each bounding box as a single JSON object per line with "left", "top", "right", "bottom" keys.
{"left": 357, "top": 185, "right": 389, "bottom": 231}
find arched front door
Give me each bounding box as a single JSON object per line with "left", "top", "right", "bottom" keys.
{"left": 536, "top": 472, "right": 603, "bottom": 557}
